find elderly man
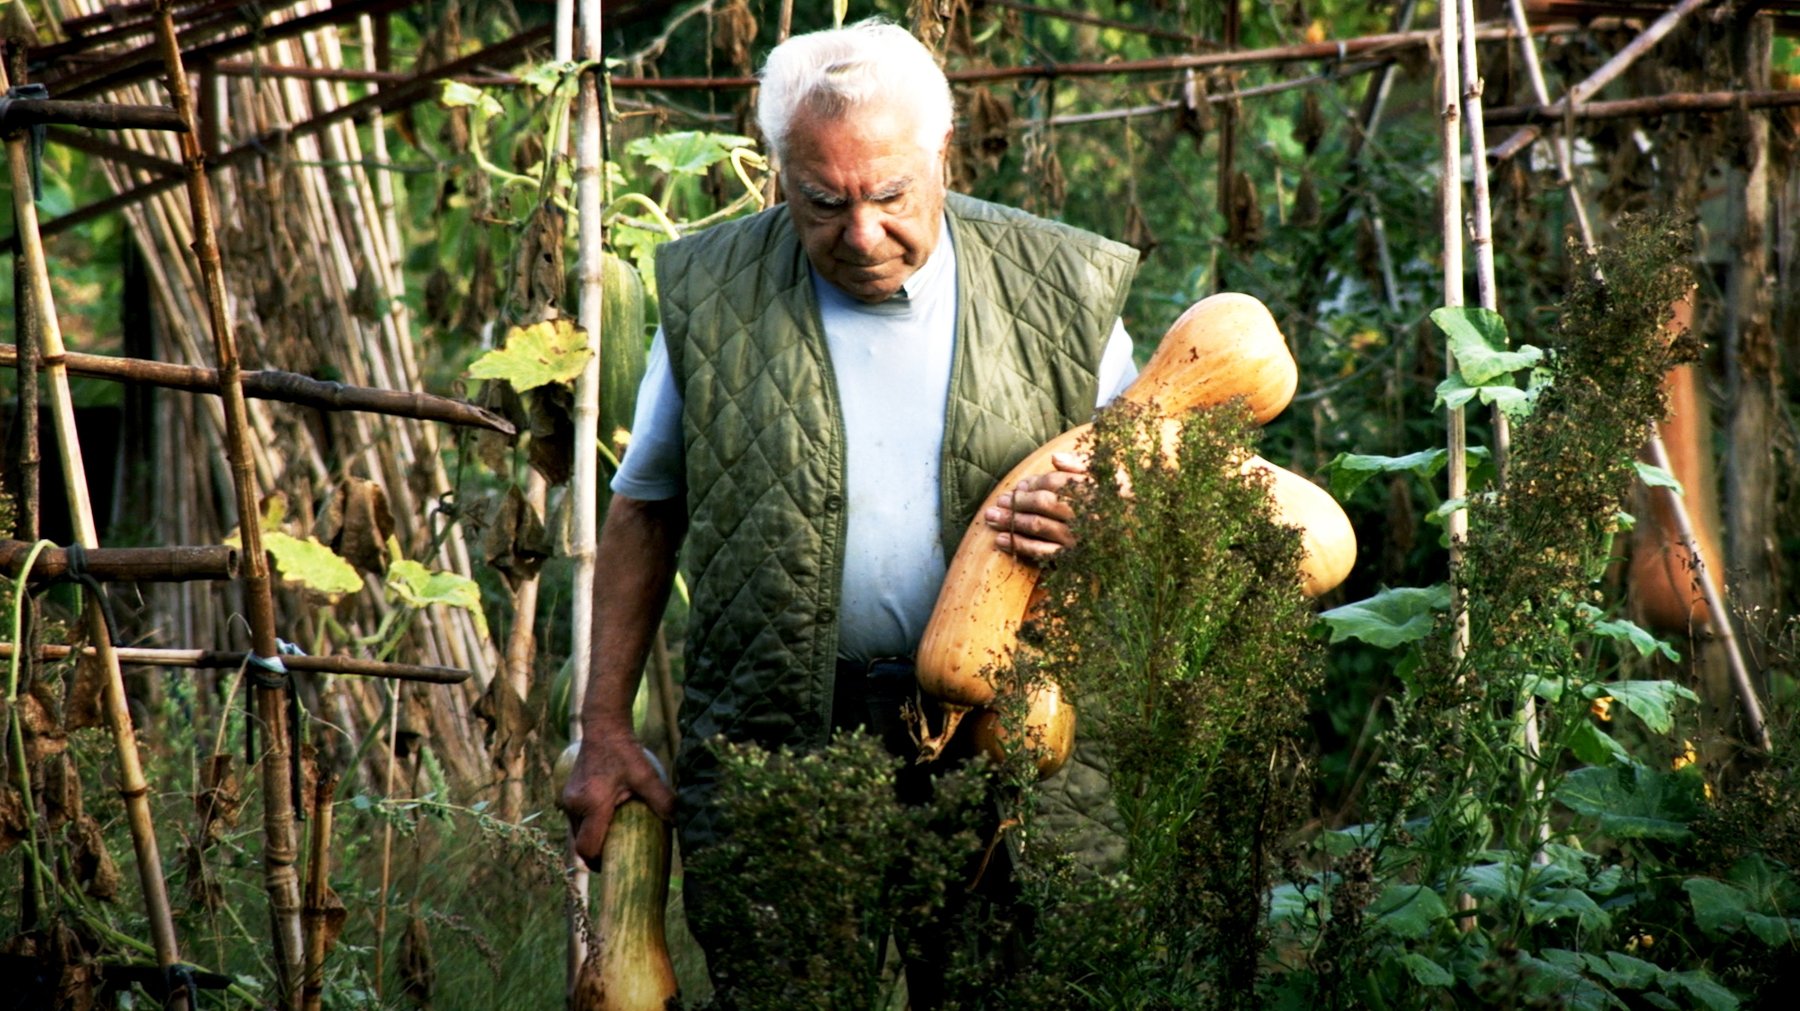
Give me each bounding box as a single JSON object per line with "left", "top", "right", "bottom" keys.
{"left": 563, "top": 16, "right": 1139, "bottom": 1000}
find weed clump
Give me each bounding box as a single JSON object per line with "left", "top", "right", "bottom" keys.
{"left": 1002, "top": 398, "right": 1325, "bottom": 1008}
{"left": 685, "top": 730, "right": 991, "bottom": 1010}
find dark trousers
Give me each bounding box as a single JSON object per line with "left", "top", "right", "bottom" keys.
{"left": 830, "top": 658, "right": 1015, "bottom": 1010}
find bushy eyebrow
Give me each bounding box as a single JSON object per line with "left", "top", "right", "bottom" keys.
{"left": 794, "top": 175, "right": 913, "bottom": 207}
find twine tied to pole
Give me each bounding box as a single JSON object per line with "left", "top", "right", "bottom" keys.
{"left": 0, "top": 84, "right": 50, "bottom": 199}
{"left": 243, "top": 646, "right": 309, "bottom": 822}
{"left": 56, "top": 541, "right": 122, "bottom": 647}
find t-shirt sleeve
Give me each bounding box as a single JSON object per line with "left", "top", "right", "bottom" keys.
{"left": 609, "top": 327, "right": 686, "bottom": 501}
{"left": 1094, "top": 318, "right": 1139, "bottom": 407}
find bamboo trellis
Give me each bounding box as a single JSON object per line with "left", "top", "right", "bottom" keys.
{"left": 32, "top": 0, "right": 513, "bottom": 794}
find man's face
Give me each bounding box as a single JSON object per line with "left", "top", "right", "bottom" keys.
{"left": 780, "top": 101, "right": 949, "bottom": 303}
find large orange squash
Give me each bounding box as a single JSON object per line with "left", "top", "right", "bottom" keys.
{"left": 920, "top": 293, "right": 1356, "bottom": 769}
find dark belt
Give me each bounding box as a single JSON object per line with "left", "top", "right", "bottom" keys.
{"left": 831, "top": 655, "right": 919, "bottom": 760}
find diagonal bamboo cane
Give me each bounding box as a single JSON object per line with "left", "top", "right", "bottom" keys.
{"left": 150, "top": 2, "right": 306, "bottom": 1004}
{"left": 0, "top": 54, "right": 191, "bottom": 1011}
{"left": 1505, "top": 0, "right": 1769, "bottom": 753}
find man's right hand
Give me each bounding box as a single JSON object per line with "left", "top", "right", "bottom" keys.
{"left": 561, "top": 726, "right": 678, "bottom": 868}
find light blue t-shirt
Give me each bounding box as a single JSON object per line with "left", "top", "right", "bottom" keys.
{"left": 613, "top": 219, "right": 1136, "bottom": 660}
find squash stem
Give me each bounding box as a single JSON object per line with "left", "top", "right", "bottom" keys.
{"left": 910, "top": 701, "right": 970, "bottom": 763}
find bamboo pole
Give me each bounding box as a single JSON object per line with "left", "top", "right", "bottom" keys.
{"left": 0, "top": 643, "right": 474, "bottom": 684}
{"left": 567, "top": 0, "right": 599, "bottom": 994}
{"left": 210, "top": 59, "right": 518, "bottom": 87}
{"left": 150, "top": 4, "right": 305, "bottom": 1004}
{"left": 0, "top": 345, "right": 517, "bottom": 435}
{"left": 0, "top": 97, "right": 187, "bottom": 131}
{"left": 1488, "top": 0, "right": 1713, "bottom": 164}
{"left": 1439, "top": 0, "right": 1471, "bottom": 661}
{"left": 0, "top": 541, "right": 238, "bottom": 582}
{"left": 606, "top": 21, "right": 1579, "bottom": 90}
{"left": 1, "top": 51, "right": 191, "bottom": 1011}
{"left": 1485, "top": 87, "right": 1800, "bottom": 124}
{"left": 301, "top": 771, "right": 338, "bottom": 1011}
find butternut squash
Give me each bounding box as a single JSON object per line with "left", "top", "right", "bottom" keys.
{"left": 916, "top": 292, "right": 1356, "bottom": 765}
{"left": 968, "top": 677, "right": 1076, "bottom": 780}
{"left": 560, "top": 743, "right": 679, "bottom": 1011}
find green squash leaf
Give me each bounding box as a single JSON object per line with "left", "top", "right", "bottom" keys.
{"left": 1399, "top": 952, "right": 1454, "bottom": 987}
{"left": 1367, "top": 883, "right": 1448, "bottom": 939}
{"left": 1557, "top": 764, "right": 1700, "bottom": 841}
{"left": 261, "top": 531, "right": 363, "bottom": 596}
{"left": 387, "top": 554, "right": 490, "bottom": 638}
{"left": 1430, "top": 306, "right": 1544, "bottom": 384}
{"left": 1323, "top": 448, "right": 1447, "bottom": 499}
{"left": 1319, "top": 585, "right": 1452, "bottom": 648}
{"left": 467, "top": 318, "right": 593, "bottom": 392}
{"left": 626, "top": 130, "right": 757, "bottom": 177}
{"left": 1582, "top": 679, "right": 1697, "bottom": 734}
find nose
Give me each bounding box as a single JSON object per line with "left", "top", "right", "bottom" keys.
{"left": 842, "top": 205, "right": 884, "bottom": 255}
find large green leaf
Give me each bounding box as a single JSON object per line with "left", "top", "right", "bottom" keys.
{"left": 1430, "top": 306, "right": 1544, "bottom": 384}
{"left": 1582, "top": 679, "right": 1697, "bottom": 734}
{"left": 1323, "top": 448, "right": 1447, "bottom": 499}
{"left": 1661, "top": 971, "right": 1742, "bottom": 1011}
{"left": 1582, "top": 951, "right": 1660, "bottom": 991}
{"left": 1556, "top": 764, "right": 1700, "bottom": 841}
{"left": 626, "top": 130, "right": 757, "bottom": 177}
{"left": 1634, "top": 461, "right": 1684, "bottom": 495}
{"left": 260, "top": 531, "right": 364, "bottom": 596}
{"left": 1367, "top": 884, "right": 1448, "bottom": 939}
{"left": 1526, "top": 886, "right": 1610, "bottom": 932}
{"left": 1319, "top": 585, "right": 1451, "bottom": 648}
{"left": 1577, "top": 604, "right": 1681, "bottom": 661}
{"left": 1398, "top": 952, "right": 1454, "bottom": 987}
{"left": 438, "top": 80, "right": 503, "bottom": 121}
{"left": 1568, "top": 721, "right": 1631, "bottom": 767}
{"left": 387, "top": 555, "right": 490, "bottom": 638}
{"left": 467, "top": 318, "right": 593, "bottom": 392}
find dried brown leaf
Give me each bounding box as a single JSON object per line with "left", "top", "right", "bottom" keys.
{"left": 714, "top": 0, "right": 758, "bottom": 71}
{"left": 318, "top": 478, "right": 396, "bottom": 576}
{"left": 69, "top": 814, "right": 121, "bottom": 902}
{"left": 511, "top": 203, "right": 567, "bottom": 318}
{"left": 1292, "top": 177, "right": 1321, "bottom": 229}
{"left": 195, "top": 753, "right": 242, "bottom": 845}
{"left": 525, "top": 381, "right": 576, "bottom": 485}
{"left": 483, "top": 485, "right": 552, "bottom": 583}
{"left": 1227, "top": 169, "right": 1261, "bottom": 251}
{"left": 63, "top": 648, "right": 103, "bottom": 734}
{"left": 472, "top": 677, "right": 532, "bottom": 774}
{"left": 42, "top": 753, "right": 82, "bottom": 831}
{"left": 1297, "top": 90, "right": 1326, "bottom": 155}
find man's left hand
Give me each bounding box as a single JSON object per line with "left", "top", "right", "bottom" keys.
{"left": 985, "top": 451, "right": 1087, "bottom": 564}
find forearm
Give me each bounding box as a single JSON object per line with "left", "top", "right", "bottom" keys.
{"left": 583, "top": 493, "right": 687, "bottom": 737}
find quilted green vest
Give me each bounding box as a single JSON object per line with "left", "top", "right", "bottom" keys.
{"left": 656, "top": 192, "right": 1136, "bottom": 842}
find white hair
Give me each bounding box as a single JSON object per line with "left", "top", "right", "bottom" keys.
{"left": 756, "top": 18, "right": 954, "bottom": 162}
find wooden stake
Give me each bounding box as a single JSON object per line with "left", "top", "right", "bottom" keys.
{"left": 0, "top": 344, "right": 517, "bottom": 437}
{"left": 0, "top": 642, "right": 473, "bottom": 684}
{"left": 301, "top": 771, "right": 339, "bottom": 1011}
{"left": 1, "top": 50, "right": 190, "bottom": 1011}
{"left": 151, "top": 3, "right": 304, "bottom": 1004}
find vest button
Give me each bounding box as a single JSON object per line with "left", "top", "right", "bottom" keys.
{"left": 824, "top": 494, "right": 843, "bottom": 511}
{"left": 817, "top": 606, "right": 835, "bottom": 623}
